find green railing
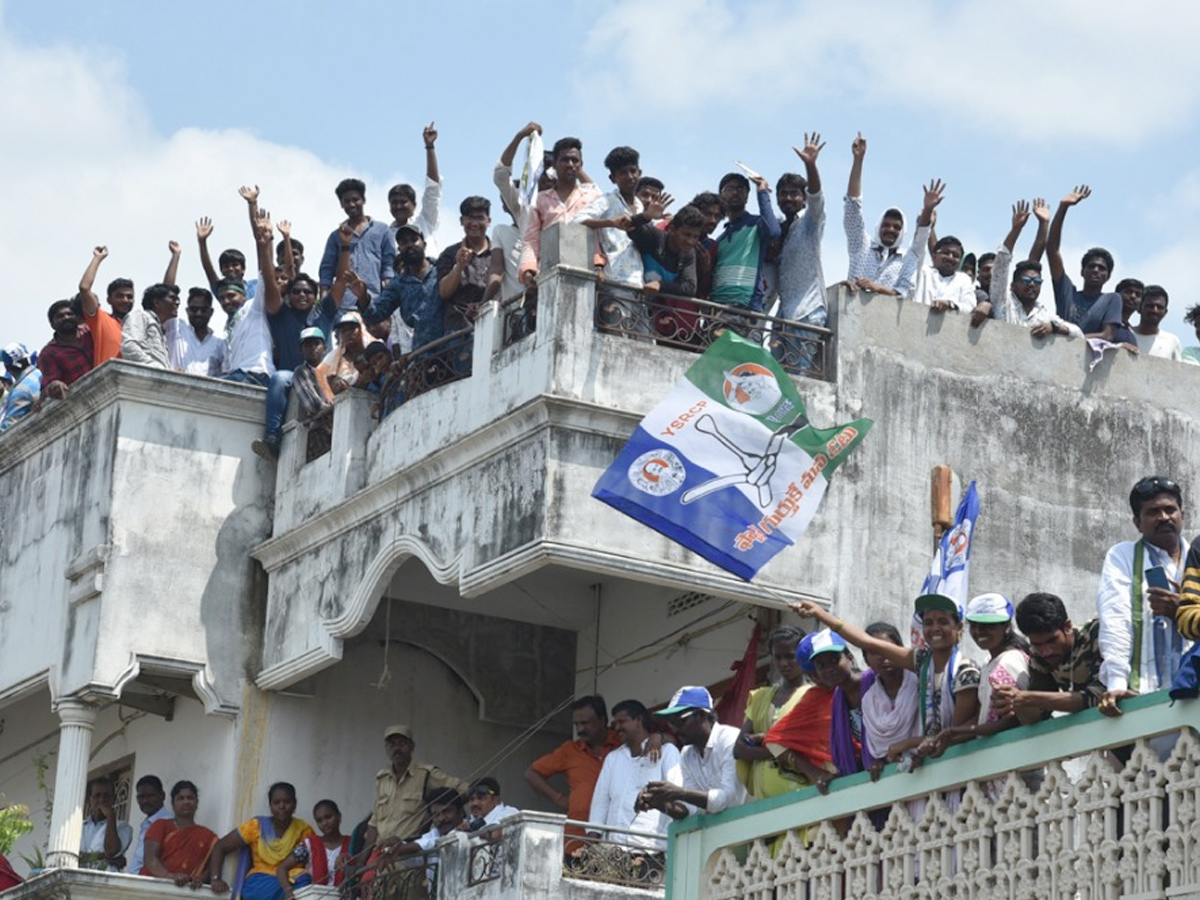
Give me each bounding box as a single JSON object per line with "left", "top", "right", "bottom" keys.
{"left": 667, "top": 690, "right": 1200, "bottom": 899}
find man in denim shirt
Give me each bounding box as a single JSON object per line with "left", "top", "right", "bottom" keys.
{"left": 319, "top": 178, "right": 396, "bottom": 310}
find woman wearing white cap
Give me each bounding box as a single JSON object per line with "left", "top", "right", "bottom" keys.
{"left": 925, "top": 594, "right": 1030, "bottom": 754}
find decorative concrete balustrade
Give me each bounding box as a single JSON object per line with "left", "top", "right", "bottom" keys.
{"left": 667, "top": 691, "right": 1200, "bottom": 900}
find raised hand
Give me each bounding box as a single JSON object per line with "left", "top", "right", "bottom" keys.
{"left": 1032, "top": 197, "right": 1051, "bottom": 223}
{"left": 277, "top": 220, "right": 292, "bottom": 238}
{"left": 93, "top": 246, "right": 109, "bottom": 260}
{"left": 338, "top": 223, "right": 355, "bottom": 247}
{"left": 346, "top": 270, "right": 368, "bottom": 299}
{"left": 454, "top": 243, "right": 474, "bottom": 269}
{"left": 238, "top": 184, "right": 260, "bottom": 204}
{"left": 1062, "top": 184, "right": 1091, "bottom": 206}
{"left": 645, "top": 193, "right": 674, "bottom": 221}
{"left": 793, "top": 132, "right": 826, "bottom": 166}
{"left": 423, "top": 121, "right": 438, "bottom": 147}
{"left": 1011, "top": 199, "right": 1031, "bottom": 230}
{"left": 789, "top": 600, "right": 822, "bottom": 619}
{"left": 750, "top": 174, "right": 771, "bottom": 194}
{"left": 196, "top": 217, "right": 214, "bottom": 240}
{"left": 851, "top": 131, "right": 866, "bottom": 160}
{"left": 922, "top": 178, "right": 947, "bottom": 213}
{"left": 255, "top": 210, "right": 273, "bottom": 241}
{"left": 169, "top": 240, "right": 181, "bottom": 256}
{"left": 520, "top": 121, "right": 542, "bottom": 139}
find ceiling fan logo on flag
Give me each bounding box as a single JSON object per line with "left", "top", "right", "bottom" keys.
{"left": 722, "top": 364, "right": 782, "bottom": 415}
{"left": 628, "top": 449, "right": 687, "bottom": 496}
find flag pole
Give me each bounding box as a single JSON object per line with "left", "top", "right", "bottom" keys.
{"left": 931, "top": 465, "right": 953, "bottom": 553}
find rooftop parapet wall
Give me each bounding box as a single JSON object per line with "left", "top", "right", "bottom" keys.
{"left": 0, "top": 362, "right": 273, "bottom": 711}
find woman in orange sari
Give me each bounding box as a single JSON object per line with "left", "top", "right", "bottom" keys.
{"left": 142, "top": 781, "right": 219, "bottom": 886}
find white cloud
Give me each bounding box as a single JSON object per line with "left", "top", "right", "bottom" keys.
{"left": 574, "top": 0, "right": 1200, "bottom": 144}
{"left": 0, "top": 17, "right": 440, "bottom": 353}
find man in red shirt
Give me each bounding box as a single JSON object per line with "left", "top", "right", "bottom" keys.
{"left": 39, "top": 299, "right": 94, "bottom": 399}
{"left": 524, "top": 696, "right": 620, "bottom": 830}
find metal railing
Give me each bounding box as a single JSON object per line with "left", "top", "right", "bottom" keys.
{"left": 499, "top": 290, "right": 537, "bottom": 348}
{"left": 594, "top": 286, "right": 832, "bottom": 379}
{"left": 340, "top": 848, "right": 438, "bottom": 900}
{"left": 563, "top": 819, "right": 671, "bottom": 891}
{"left": 377, "top": 327, "right": 475, "bottom": 415}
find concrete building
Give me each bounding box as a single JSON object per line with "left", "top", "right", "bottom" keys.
{"left": 2, "top": 223, "right": 1199, "bottom": 899}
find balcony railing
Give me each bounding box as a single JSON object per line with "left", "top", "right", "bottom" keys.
{"left": 594, "top": 286, "right": 832, "bottom": 379}
{"left": 667, "top": 690, "right": 1200, "bottom": 900}
{"left": 499, "top": 290, "right": 537, "bottom": 348}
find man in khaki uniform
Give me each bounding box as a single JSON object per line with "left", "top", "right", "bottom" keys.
{"left": 361, "top": 725, "right": 469, "bottom": 856}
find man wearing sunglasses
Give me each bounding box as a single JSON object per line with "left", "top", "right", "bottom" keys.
{"left": 1097, "top": 476, "right": 1192, "bottom": 717}
{"left": 980, "top": 200, "right": 1080, "bottom": 337}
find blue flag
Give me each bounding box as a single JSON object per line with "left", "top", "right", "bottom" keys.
{"left": 921, "top": 480, "right": 980, "bottom": 605}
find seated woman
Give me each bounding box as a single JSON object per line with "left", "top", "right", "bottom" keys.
{"left": 141, "top": 780, "right": 219, "bottom": 886}
{"left": 210, "top": 782, "right": 313, "bottom": 900}
{"left": 278, "top": 800, "right": 349, "bottom": 896}
{"left": 734, "top": 625, "right": 810, "bottom": 798}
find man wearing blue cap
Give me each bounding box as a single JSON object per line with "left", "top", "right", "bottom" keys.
{"left": 637, "top": 686, "right": 747, "bottom": 820}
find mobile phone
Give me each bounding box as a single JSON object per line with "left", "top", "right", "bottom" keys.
{"left": 1145, "top": 565, "right": 1170, "bottom": 591}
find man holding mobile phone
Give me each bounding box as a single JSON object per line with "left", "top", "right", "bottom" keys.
{"left": 1096, "top": 476, "right": 1192, "bottom": 717}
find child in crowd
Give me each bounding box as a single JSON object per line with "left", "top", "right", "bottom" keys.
{"left": 279, "top": 800, "right": 349, "bottom": 895}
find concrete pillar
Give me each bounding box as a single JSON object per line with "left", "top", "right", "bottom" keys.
{"left": 45, "top": 697, "right": 97, "bottom": 869}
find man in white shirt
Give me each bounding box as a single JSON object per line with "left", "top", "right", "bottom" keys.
{"left": 979, "top": 201, "right": 1080, "bottom": 337}
{"left": 639, "top": 686, "right": 747, "bottom": 820}
{"left": 1097, "top": 476, "right": 1192, "bottom": 717}
{"left": 129, "top": 775, "right": 173, "bottom": 876}
{"left": 383, "top": 788, "right": 463, "bottom": 896}
{"left": 588, "top": 699, "right": 682, "bottom": 850}
{"left": 79, "top": 777, "right": 133, "bottom": 871}
{"left": 461, "top": 777, "right": 519, "bottom": 837}
{"left": 1133, "top": 287, "right": 1184, "bottom": 360}
{"left": 388, "top": 123, "right": 443, "bottom": 258}
{"left": 168, "top": 288, "right": 226, "bottom": 376}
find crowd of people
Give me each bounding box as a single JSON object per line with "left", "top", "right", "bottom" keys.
{"left": 0, "top": 478, "right": 1196, "bottom": 892}
{"left": 3, "top": 125, "right": 1199, "bottom": 455}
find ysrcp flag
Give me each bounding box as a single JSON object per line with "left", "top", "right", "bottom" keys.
{"left": 592, "top": 332, "right": 872, "bottom": 580}
{"left": 518, "top": 130, "right": 545, "bottom": 212}
{"left": 920, "top": 481, "right": 980, "bottom": 605}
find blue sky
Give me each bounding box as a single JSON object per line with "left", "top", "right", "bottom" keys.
{"left": 5, "top": 0, "right": 1200, "bottom": 352}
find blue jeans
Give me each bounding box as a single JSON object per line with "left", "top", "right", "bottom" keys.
{"left": 265, "top": 369, "right": 294, "bottom": 446}
{"left": 222, "top": 369, "right": 271, "bottom": 388}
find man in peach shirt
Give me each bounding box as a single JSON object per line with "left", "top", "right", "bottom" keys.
{"left": 519, "top": 137, "right": 606, "bottom": 286}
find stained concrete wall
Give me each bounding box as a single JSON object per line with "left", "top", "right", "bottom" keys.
{"left": 0, "top": 362, "right": 273, "bottom": 711}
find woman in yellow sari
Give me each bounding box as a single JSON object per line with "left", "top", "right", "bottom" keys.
{"left": 735, "top": 625, "right": 813, "bottom": 797}
{"left": 209, "top": 782, "right": 314, "bottom": 900}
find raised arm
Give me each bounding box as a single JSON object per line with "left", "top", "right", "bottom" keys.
{"left": 1002, "top": 199, "right": 1031, "bottom": 253}
{"left": 792, "top": 131, "right": 825, "bottom": 197}
{"left": 500, "top": 121, "right": 541, "bottom": 169}
{"left": 164, "top": 240, "right": 182, "bottom": 286}
{"left": 846, "top": 132, "right": 866, "bottom": 198}
{"left": 197, "top": 218, "right": 219, "bottom": 287}
{"left": 789, "top": 601, "right": 916, "bottom": 671}
{"left": 482, "top": 244, "right": 507, "bottom": 303}
{"left": 423, "top": 122, "right": 440, "bottom": 184}
{"left": 1046, "top": 184, "right": 1090, "bottom": 282}
{"left": 1027, "top": 197, "right": 1050, "bottom": 263}
{"left": 255, "top": 210, "right": 284, "bottom": 315}
{"left": 78, "top": 245, "right": 109, "bottom": 317}
{"left": 238, "top": 184, "right": 261, "bottom": 234}
{"left": 278, "top": 220, "right": 296, "bottom": 281}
